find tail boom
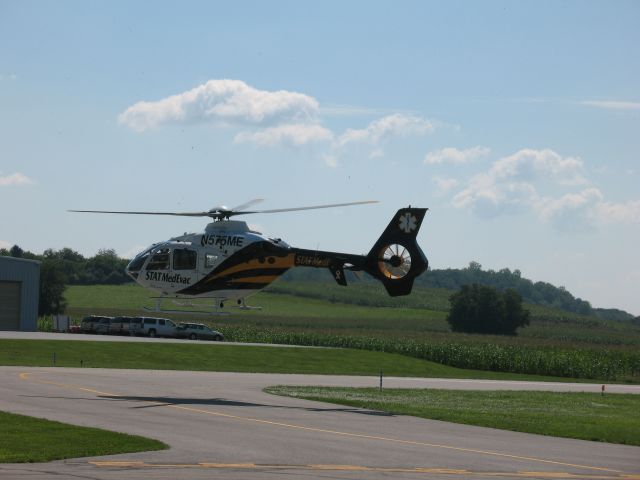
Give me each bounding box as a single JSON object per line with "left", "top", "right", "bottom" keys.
{"left": 291, "top": 207, "right": 429, "bottom": 296}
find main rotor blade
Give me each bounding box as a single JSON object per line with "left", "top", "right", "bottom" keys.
{"left": 69, "top": 200, "right": 379, "bottom": 219}
{"left": 236, "top": 200, "right": 379, "bottom": 216}
{"left": 68, "top": 210, "right": 210, "bottom": 217}
{"left": 230, "top": 198, "right": 265, "bottom": 212}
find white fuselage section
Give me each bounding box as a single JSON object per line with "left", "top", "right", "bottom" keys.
{"left": 126, "top": 220, "right": 292, "bottom": 301}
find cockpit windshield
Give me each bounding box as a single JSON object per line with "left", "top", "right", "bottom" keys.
{"left": 146, "top": 247, "right": 171, "bottom": 270}
{"left": 127, "top": 244, "right": 159, "bottom": 273}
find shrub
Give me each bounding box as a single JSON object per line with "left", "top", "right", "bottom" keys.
{"left": 447, "top": 284, "right": 530, "bottom": 335}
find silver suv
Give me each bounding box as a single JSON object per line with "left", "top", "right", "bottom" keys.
{"left": 130, "top": 317, "right": 177, "bottom": 337}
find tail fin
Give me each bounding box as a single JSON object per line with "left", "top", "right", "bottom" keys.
{"left": 364, "top": 207, "right": 429, "bottom": 296}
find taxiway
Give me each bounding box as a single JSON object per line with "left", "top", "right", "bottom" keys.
{"left": 0, "top": 367, "right": 638, "bottom": 479}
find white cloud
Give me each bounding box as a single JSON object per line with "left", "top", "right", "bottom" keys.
{"left": 337, "top": 113, "right": 433, "bottom": 147}
{"left": 433, "top": 177, "right": 460, "bottom": 196}
{"left": 535, "top": 190, "right": 640, "bottom": 231}
{"left": 119, "top": 79, "right": 320, "bottom": 131}
{"left": 234, "top": 124, "right": 333, "bottom": 147}
{"left": 424, "top": 146, "right": 490, "bottom": 165}
{"left": 597, "top": 199, "right": 640, "bottom": 224}
{"left": 0, "top": 240, "right": 12, "bottom": 249}
{"left": 451, "top": 148, "right": 583, "bottom": 218}
{"left": 369, "top": 148, "right": 384, "bottom": 159}
{"left": 319, "top": 104, "right": 385, "bottom": 116}
{"left": 322, "top": 154, "right": 338, "bottom": 168}
{"left": 581, "top": 100, "right": 640, "bottom": 111}
{"left": 452, "top": 173, "right": 539, "bottom": 217}
{"left": 449, "top": 148, "right": 640, "bottom": 231}
{"left": 536, "top": 188, "right": 603, "bottom": 232}
{"left": 0, "top": 172, "right": 34, "bottom": 187}
{"left": 489, "top": 148, "right": 586, "bottom": 185}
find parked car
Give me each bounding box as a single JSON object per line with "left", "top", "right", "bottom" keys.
{"left": 80, "top": 315, "right": 112, "bottom": 334}
{"left": 68, "top": 324, "right": 81, "bottom": 333}
{"left": 130, "top": 317, "right": 177, "bottom": 337}
{"left": 109, "top": 316, "right": 134, "bottom": 335}
{"left": 176, "top": 323, "right": 224, "bottom": 341}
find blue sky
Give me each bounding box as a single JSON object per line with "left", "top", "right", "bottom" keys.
{"left": 1, "top": 1, "right": 638, "bottom": 313}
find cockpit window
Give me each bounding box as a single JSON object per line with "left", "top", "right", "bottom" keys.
{"left": 173, "top": 248, "right": 197, "bottom": 270}
{"left": 127, "top": 253, "right": 149, "bottom": 272}
{"left": 147, "top": 248, "right": 171, "bottom": 270}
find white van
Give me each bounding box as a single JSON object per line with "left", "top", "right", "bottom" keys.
{"left": 130, "top": 317, "right": 177, "bottom": 338}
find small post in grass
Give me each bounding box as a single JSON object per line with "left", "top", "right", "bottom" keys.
{"left": 379, "top": 370, "right": 383, "bottom": 392}
{"left": 80, "top": 359, "right": 83, "bottom": 368}
{"left": 601, "top": 385, "right": 605, "bottom": 396}
{"left": 52, "top": 352, "right": 56, "bottom": 367}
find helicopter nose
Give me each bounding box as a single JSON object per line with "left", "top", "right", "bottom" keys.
{"left": 126, "top": 256, "right": 146, "bottom": 280}
{"left": 125, "top": 262, "right": 138, "bottom": 280}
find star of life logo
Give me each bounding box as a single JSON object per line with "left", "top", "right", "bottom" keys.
{"left": 398, "top": 212, "right": 417, "bottom": 233}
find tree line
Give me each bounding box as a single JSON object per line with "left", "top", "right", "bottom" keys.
{"left": 280, "top": 261, "right": 595, "bottom": 316}
{"left": 2, "top": 245, "right": 130, "bottom": 285}
{"left": 1, "top": 245, "right": 130, "bottom": 316}
{"left": 415, "top": 261, "right": 593, "bottom": 316}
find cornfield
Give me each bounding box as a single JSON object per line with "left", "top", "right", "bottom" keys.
{"left": 223, "top": 326, "right": 640, "bottom": 381}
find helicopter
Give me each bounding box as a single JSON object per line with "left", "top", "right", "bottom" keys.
{"left": 70, "top": 200, "right": 429, "bottom": 313}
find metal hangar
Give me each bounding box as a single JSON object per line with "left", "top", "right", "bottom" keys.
{"left": 0, "top": 256, "right": 39, "bottom": 331}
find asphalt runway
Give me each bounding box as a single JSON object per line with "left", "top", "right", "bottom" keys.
{"left": 0, "top": 367, "right": 639, "bottom": 480}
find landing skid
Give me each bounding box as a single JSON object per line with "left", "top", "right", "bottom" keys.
{"left": 234, "top": 299, "right": 262, "bottom": 311}
{"left": 145, "top": 296, "right": 261, "bottom": 315}
{"left": 145, "top": 296, "right": 230, "bottom": 316}
{"left": 142, "top": 306, "right": 230, "bottom": 316}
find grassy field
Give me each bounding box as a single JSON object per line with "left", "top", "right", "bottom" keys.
{"left": 55, "top": 283, "right": 640, "bottom": 382}
{"left": 266, "top": 386, "right": 640, "bottom": 446}
{"left": 62, "top": 283, "right": 640, "bottom": 343}
{"left": 0, "top": 339, "right": 587, "bottom": 382}
{"left": 0, "top": 410, "right": 166, "bottom": 462}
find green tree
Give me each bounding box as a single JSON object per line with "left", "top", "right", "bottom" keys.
{"left": 447, "top": 284, "right": 529, "bottom": 335}
{"left": 85, "top": 249, "right": 129, "bottom": 284}
{"left": 39, "top": 260, "right": 67, "bottom": 316}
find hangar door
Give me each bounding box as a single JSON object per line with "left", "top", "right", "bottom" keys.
{"left": 0, "top": 281, "right": 21, "bottom": 331}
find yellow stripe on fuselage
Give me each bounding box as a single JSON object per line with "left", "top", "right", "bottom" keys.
{"left": 214, "top": 254, "right": 296, "bottom": 278}
{"left": 229, "top": 276, "right": 281, "bottom": 284}
{"left": 201, "top": 254, "right": 296, "bottom": 286}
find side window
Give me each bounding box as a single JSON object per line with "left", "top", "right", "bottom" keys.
{"left": 198, "top": 325, "right": 204, "bottom": 330}
{"left": 205, "top": 254, "right": 218, "bottom": 269}
{"left": 174, "top": 249, "right": 197, "bottom": 270}
{"left": 159, "top": 319, "right": 165, "bottom": 325}
{"left": 144, "top": 319, "right": 156, "bottom": 325}
{"left": 147, "top": 248, "right": 171, "bottom": 270}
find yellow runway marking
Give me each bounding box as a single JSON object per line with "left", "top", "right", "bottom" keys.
{"left": 160, "top": 403, "right": 623, "bottom": 474}
{"left": 19, "top": 372, "right": 117, "bottom": 397}
{"left": 19, "top": 372, "right": 633, "bottom": 476}
{"left": 88, "top": 461, "right": 639, "bottom": 479}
